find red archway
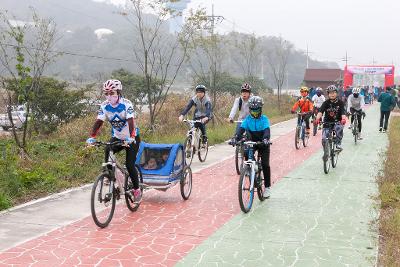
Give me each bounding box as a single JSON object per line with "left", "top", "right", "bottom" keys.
{"left": 343, "top": 65, "right": 395, "bottom": 89}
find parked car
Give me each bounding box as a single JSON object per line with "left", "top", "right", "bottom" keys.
{"left": 0, "top": 105, "right": 27, "bottom": 131}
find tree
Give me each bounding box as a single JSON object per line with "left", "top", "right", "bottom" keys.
{"left": 232, "top": 33, "right": 261, "bottom": 84}
{"left": 123, "top": 0, "right": 204, "bottom": 130}
{"left": 0, "top": 9, "right": 59, "bottom": 156}
{"left": 263, "top": 36, "right": 292, "bottom": 110}
{"left": 30, "top": 77, "right": 87, "bottom": 133}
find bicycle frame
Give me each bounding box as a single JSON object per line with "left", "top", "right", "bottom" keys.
{"left": 242, "top": 142, "right": 262, "bottom": 192}
{"left": 184, "top": 120, "right": 203, "bottom": 150}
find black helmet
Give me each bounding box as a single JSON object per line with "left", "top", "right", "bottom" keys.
{"left": 195, "top": 84, "right": 206, "bottom": 93}
{"left": 248, "top": 96, "right": 263, "bottom": 118}
{"left": 326, "top": 85, "right": 338, "bottom": 93}
{"left": 241, "top": 83, "right": 251, "bottom": 92}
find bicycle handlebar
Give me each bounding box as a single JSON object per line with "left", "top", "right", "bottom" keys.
{"left": 238, "top": 140, "right": 273, "bottom": 146}
{"left": 183, "top": 119, "right": 203, "bottom": 124}
{"left": 90, "top": 140, "right": 130, "bottom": 147}
{"left": 297, "top": 112, "right": 311, "bottom": 116}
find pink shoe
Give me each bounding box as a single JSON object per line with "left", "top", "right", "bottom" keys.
{"left": 133, "top": 189, "right": 142, "bottom": 203}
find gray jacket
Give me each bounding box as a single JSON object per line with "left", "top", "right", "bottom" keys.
{"left": 181, "top": 95, "right": 212, "bottom": 119}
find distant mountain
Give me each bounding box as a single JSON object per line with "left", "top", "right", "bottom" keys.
{"left": 0, "top": 0, "right": 339, "bottom": 87}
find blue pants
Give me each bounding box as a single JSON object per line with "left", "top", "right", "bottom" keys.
{"left": 322, "top": 123, "right": 343, "bottom": 145}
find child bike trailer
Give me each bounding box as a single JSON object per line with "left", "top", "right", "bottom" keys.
{"left": 135, "top": 142, "right": 192, "bottom": 200}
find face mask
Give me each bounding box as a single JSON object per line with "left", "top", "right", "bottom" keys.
{"left": 106, "top": 95, "right": 119, "bottom": 105}
{"left": 353, "top": 93, "right": 359, "bottom": 98}
{"left": 316, "top": 92, "right": 322, "bottom": 96}
{"left": 250, "top": 108, "right": 261, "bottom": 118}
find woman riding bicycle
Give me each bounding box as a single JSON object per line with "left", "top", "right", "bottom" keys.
{"left": 315, "top": 85, "right": 347, "bottom": 151}
{"left": 178, "top": 84, "right": 212, "bottom": 144}
{"left": 291, "top": 86, "right": 314, "bottom": 135}
{"left": 86, "top": 79, "right": 142, "bottom": 202}
{"left": 347, "top": 87, "right": 365, "bottom": 140}
{"left": 235, "top": 96, "right": 271, "bottom": 198}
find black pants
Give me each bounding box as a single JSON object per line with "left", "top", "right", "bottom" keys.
{"left": 379, "top": 111, "right": 391, "bottom": 130}
{"left": 350, "top": 108, "right": 362, "bottom": 133}
{"left": 105, "top": 137, "right": 140, "bottom": 189}
{"left": 245, "top": 144, "right": 271, "bottom": 188}
{"left": 194, "top": 116, "right": 209, "bottom": 137}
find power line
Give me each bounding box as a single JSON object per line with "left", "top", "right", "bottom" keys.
{"left": 0, "top": 42, "right": 136, "bottom": 62}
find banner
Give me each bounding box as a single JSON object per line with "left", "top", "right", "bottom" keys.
{"left": 347, "top": 66, "right": 393, "bottom": 75}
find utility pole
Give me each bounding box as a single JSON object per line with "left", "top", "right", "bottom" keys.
{"left": 204, "top": 4, "right": 223, "bottom": 125}
{"left": 342, "top": 51, "right": 350, "bottom": 66}
{"left": 305, "top": 44, "right": 314, "bottom": 69}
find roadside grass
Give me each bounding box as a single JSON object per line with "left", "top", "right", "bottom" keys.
{"left": 378, "top": 116, "right": 400, "bottom": 266}
{"left": 0, "top": 93, "right": 295, "bottom": 210}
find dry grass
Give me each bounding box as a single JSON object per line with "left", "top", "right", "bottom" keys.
{"left": 378, "top": 116, "right": 400, "bottom": 266}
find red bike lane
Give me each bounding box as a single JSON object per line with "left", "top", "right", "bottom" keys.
{"left": 0, "top": 130, "right": 322, "bottom": 267}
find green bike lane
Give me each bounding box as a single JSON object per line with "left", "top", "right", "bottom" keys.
{"left": 176, "top": 104, "right": 386, "bottom": 266}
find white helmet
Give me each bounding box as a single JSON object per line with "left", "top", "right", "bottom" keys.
{"left": 352, "top": 87, "right": 361, "bottom": 94}
{"left": 103, "top": 79, "right": 122, "bottom": 93}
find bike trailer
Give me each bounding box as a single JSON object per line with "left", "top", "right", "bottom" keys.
{"left": 135, "top": 142, "right": 185, "bottom": 186}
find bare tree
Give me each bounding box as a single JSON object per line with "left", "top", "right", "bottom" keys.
{"left": 123, "top": 0, "right": 204, "bottom": 130}
{"left": 264, "top": 36, "right": 292, "bottom": 109}
{"left": 232, "top": 33, "right": 261, "bottom": 83}
{"left": 0, "top": 9, "right": 59, "bottom": 157}
{"left": 187, "top": 27, "right": 225, "bottom": 124}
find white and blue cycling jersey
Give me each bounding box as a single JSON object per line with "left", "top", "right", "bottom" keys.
{"left": 97, "top": 98, "right": 135, "bottom": 140}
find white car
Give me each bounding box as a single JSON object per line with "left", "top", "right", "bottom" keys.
{"left": 0, "top": 105, "right": 27, "bottom": 131}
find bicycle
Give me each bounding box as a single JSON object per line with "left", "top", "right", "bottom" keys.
{"left": 322, "top": 122, "right": 341, "bottom": 174}
{"left": 182, "top": 119, "right": 208, "bottom": 166}
{"left": 295, "top": 112, "right": 310, "bottom": 149}
{"left": 349, "top": 110, "right": 364, "bottom": 145}
{"left": 238, "top": 140, "right": 272, "bottom": 213}
{"left": 89, "top": 140, "right": 143, "bottom": 228}
{"left": 232, "top": 120, "right": 245, "bottom": 175}
{"left": 311, "top": 108, "right": 322, "bottom": 136}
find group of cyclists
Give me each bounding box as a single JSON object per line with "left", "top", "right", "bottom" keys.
{"left": 85, "top": 78, "right": 370, "bottom": 203}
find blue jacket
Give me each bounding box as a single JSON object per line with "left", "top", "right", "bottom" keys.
{"left": 238, "top": 114, "right": 271, "bottom": 141}
{"left": 378, "top": 92, "right": 396, "bottom": 112}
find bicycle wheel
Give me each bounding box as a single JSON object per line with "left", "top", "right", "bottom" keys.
{"left": 353, "top": 119, "right": 358, "bottom": 145}
{"left": 295, "top": 127, "right": 301, "bottom": 150}
{"left": 180, "top": 166, "right": 192, "bottom": 200}
{"left": 124, "top": 166, "right": 143, "bottom": 212}
{"left": 198, "top": 136, "right": 208, "bottom": 162}
{"left": 313, "top": 122, "right": 318, "bottom": 136}
{"left": 323, "top": 142, "right": 330, "bottom": 174}
{"left": 331, "top": 144, "right": 339, "bottom": 168}
{"left": 256, "top": 170, "right": 266, "bottom": 201}
{"left": 91, "top": 173, "right": 116, "bottom": 228}
{"left": 183, "top": 135, "right": 194, "bottom": 166}
{"left": 238, "top": 165, "right": 254, "bottom": 213}
{"left": 302, "top": 126, "right": 309, "bottom": 147}
{"left": 235, "top": 144, "right": 244, "bottom": 175}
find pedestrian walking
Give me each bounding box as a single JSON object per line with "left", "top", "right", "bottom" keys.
{"left": 378, "top": 86, "right": 396, "bottom": 133}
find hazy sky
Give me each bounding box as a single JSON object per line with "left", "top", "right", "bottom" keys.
{"left": 101, "top": 0, "right": 400, "bottom": 71}
{"left": 186, "top": 0, "right": 400, "bottom": 70}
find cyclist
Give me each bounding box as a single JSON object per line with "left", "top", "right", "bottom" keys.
{"left": 235, "top": 96, "right": 271, "bottom": 198}
{"left": 347, "top": 87, "right": 365, "bottom": 140}
{"left": 178, "top": 84, "right": 212, "bottom": 144}
{"left": 312, "top": 87, "right": 325, "bottom": 114}
{"left": 86, "top": 79, "right": 142, "bottom": 202}
{"left": 227, "top": 82, "right": 252, "bottom": 144}
{"left": 291, "top": 86, "right": 314, "bottom": 136}
{"left": 315, "top": 85, "right": 347, "bottom": 151}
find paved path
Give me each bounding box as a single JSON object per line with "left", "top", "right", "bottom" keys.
{"left": 0, "top": 106, "right": 387, "bottom": 266}
{"left": 177, "top": 104, "right": 385, "bottom": 266}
